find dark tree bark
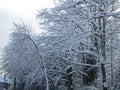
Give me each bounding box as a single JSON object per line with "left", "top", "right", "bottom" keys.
{"left": 11, "top": 77, "right": 17, "bottom": 90}
{"left": 62, "top": 66, "right": 74, "bottom": 90}
{"left": 83, "top": 54, "right": 97, "bottom": 85}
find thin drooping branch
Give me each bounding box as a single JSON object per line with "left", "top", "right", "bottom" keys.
{"left": 27, "top": 35, "right": 49, "bottom": 90}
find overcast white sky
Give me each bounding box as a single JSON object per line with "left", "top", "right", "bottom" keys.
{"left": 0, "top": 0, "right": 54, "bottom": 56}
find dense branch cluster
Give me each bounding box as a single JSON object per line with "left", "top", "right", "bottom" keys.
{"left": 1, "top": 0, "right": 120, "bottom": 90}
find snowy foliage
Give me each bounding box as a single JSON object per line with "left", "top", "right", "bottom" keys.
{"left": 1, "top": 0, "right": 120, "bottom": 90}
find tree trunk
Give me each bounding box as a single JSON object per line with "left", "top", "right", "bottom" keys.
{"left": 13, "top": 77, "right": 17, "bottom": 90}
{"left": 110, "top": 37, "right": 113, "bottom": 87}
{"left": 101, "top": 63, "right": 108, "bottom": 90}
{"left": 66, "top": 67, "right": 74, "bottom": 90}
{"left": 100, "top": 16, "right": 108, "bottom": 90}
{"left": 63, "top": 66, "right": 74, "bottom": 90}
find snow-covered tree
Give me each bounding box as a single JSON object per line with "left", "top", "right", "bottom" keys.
{"left": 37, "top": 0, "right": 120, "bottom": 90}
{"left": 1, "top": 23, "right": 46, "bottom": 90}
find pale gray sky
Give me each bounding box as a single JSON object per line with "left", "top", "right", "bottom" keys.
{"left": 0, "top": 0, "right": 54, "bottom": 55}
